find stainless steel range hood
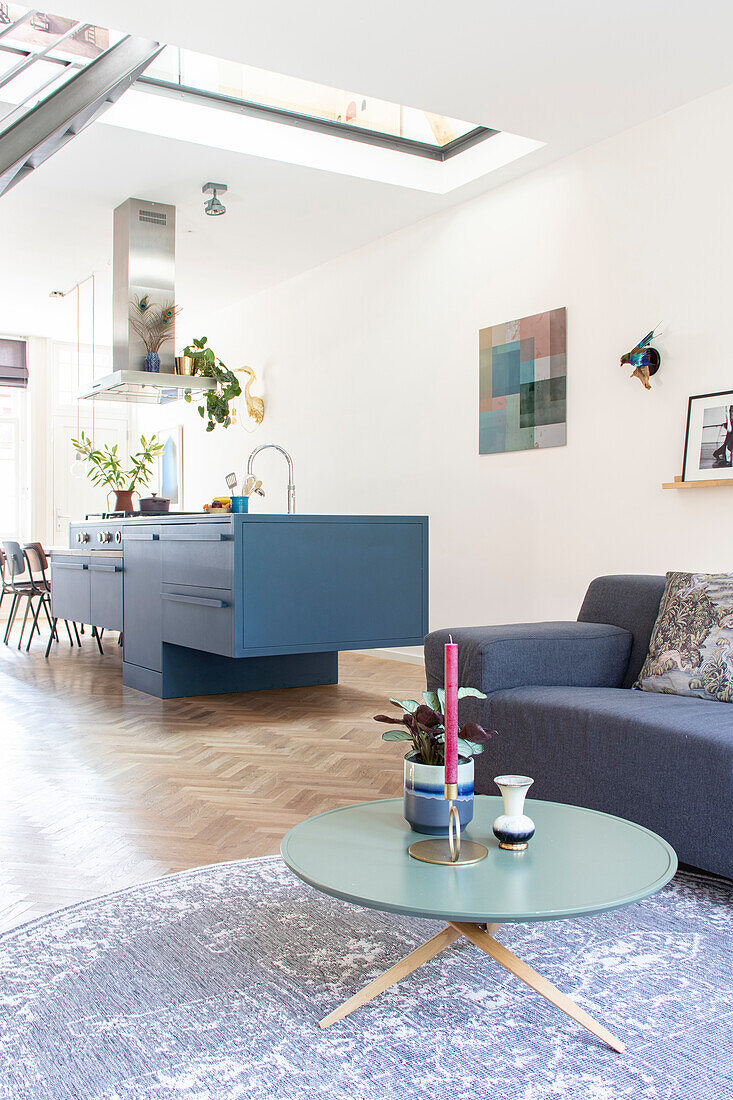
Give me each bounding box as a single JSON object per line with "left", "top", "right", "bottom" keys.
{"left": 79, "top": 369, "right": 215, "bottom": 403}
{"left": 80, "top": 196, "right": 215, "bottom": 403}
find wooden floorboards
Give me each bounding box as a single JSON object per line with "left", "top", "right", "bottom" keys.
{"left": 0, "top": 636, "right": 424, "bottom": 933}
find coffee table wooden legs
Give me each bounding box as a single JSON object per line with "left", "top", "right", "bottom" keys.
{"left": 318, "top": 925, "right": 461, "bottom": 1029}
{"left": 319, "top": 921, "right": 625, "bottom": 1053}
{"left": 449, "top": 921, "right": 626, "bottom": 1054}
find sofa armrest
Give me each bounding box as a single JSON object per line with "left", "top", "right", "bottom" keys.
{"left": 424, "top": 622, "right": 633, "bottom": 695}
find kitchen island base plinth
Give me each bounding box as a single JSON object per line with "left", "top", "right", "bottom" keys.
{"left": 122, "top": 646, "right": 338, "bottom": 700}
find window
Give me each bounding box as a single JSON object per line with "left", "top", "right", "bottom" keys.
{"left": 0, "top": 385, "right": 27, "bottom": 540}
{"left": 53, "top": 341, "right": 112, "bottom": 409}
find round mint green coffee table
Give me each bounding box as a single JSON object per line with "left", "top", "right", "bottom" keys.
{"left": 281, "top": 796, "right": 677, "bottom": 1052}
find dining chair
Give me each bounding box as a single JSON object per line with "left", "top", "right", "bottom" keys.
{"left": 24, "top": 543, "right": 79, "bottom": 653}
{"left": 2, "top": 541, "right": 38, "bottom": 648}
{"left": 0, "top": 547, "right": 11, "bottom": 620}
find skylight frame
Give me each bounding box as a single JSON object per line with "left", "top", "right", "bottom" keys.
{"left": 135, "top": 76, "right": 498, "bottom": 162}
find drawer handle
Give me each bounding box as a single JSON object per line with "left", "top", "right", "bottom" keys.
{"left": 162, "top": 593, "right": 229, "bottom": 609}
{"left": 124, "top": 532, "right": 160, "bottom": 541}
{"left": 161, "top": 533, "right": 232, "bottom": 542}
{"left": 53, "top": 561, "right": 88, "bottom": 570}
{"left": 90, "top": 563, "right": 123, "bottom": 573}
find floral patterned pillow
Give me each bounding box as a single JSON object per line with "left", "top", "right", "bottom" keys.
{"left": 634, "top": 571, "right": 733, "bottom": 702}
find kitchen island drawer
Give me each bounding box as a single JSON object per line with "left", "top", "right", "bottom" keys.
{"left": 51, "top": 558, "right": 90, "bottom": 622}
{"left": 161, "top": 585, "right": 234, "bottom": 657}
{"left": 89, "top": 560, "right": 123, "bottom": 631}
{"left": 160, "top": 524, "right": 234, "bottom": 590}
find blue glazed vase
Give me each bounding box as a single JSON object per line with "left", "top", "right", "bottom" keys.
{"left": 403, "top": 752, "right": 474, "bottom": 835}
{"left": 144, "top": 352, "right": 160, "bottom": 373}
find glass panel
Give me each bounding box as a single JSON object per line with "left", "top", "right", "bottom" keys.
{"left": 0, "top": 5, "right": 112, "bottom": 59}
{"left": 145, "top": 46, "right": 479, "bottom": 148}
{"left": 0, "top": 5, "right": 123, "bottom": 125}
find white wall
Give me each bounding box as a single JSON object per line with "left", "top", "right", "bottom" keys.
{"left": 140, "top": 81, "right": 732, "bottom": 636}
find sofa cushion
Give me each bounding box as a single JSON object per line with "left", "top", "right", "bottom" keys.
{"left": 425, "top": 621, "right": 632, "bottom": 695}
{"left": 578, "top": 574, "right": 665, "bottom": 688}
{"left": 635, "top": 571, "right": 733, "bottom": 703}
{"left": 476, "top": 685, "right": 733, "bottom": 879}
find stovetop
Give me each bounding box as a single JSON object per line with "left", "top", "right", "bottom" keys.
{"left": 83, "top": 511, "right": 203, "bottom": 520}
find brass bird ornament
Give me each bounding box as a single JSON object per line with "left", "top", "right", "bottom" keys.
{"left": 620, "top": 327, "right": 661, "bottom": 390}
{"left": 237, "top": 366, "right": 265, "bottom": 424}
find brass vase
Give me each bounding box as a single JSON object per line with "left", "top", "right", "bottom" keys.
{"left": 175, "top": 355, "right": 195, "bottom": 376}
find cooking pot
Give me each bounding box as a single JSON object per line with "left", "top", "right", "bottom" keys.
{"left": 138, "top": 493, "right": 170, "bottom": 514}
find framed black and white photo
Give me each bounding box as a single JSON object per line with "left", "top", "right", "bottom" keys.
{"left": 683, "top": 390, "right": 733, "bottom": 482}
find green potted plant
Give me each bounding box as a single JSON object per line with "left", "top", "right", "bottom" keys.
{"left": 71, "top": 431, "right": 165, "bottom": 512}
{"left": 182, "top": 336, "right": 241, "bottom": 431}
{"left": 374, "top": 689, "right": 495, "bottom": 834}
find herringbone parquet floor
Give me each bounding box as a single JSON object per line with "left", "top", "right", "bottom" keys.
{"left": 0, "top": 636, "right": 424, "bottom": 933}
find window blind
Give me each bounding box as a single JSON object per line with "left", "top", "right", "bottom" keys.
{"left": 0, "top": 339, "right": 28, "bottom": 388}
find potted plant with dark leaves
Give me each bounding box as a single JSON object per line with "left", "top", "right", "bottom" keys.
{"left": 374, "top": 689, "right": 496, "bottom": 834}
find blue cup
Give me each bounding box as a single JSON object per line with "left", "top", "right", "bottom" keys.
{"left": 230, "top": 495, "right": 249, "bottom": 513}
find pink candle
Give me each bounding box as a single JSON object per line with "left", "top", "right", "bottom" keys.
{"left": 444, "top": 641, "right": 459, "bottom": 787}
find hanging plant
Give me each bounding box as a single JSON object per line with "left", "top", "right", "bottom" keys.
{"left": 182, "top": 336, "right": 241, "bottom": 431}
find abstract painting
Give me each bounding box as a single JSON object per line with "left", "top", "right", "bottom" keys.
{"left": 479, "top": 307, "right": 566, "bottom": 454}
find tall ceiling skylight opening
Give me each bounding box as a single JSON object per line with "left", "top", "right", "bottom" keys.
{"left": 0, "top": 5, "right": 544, "bottom": 193}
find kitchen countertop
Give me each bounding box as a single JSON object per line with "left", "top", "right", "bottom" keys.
{"left": 48, "top": 546, "right": 123, "bottom": 558}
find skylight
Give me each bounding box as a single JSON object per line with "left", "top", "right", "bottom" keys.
{"left": 140, "top": 47, "right": 493, "bottom": 160}
{"left": 0, "top": 6, "right": 544, "bottom": 192}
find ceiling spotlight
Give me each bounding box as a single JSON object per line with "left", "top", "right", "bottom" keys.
{"left": 49, "top": 290, "right": 65, "bottom": 298}
{"left": 202, "top": 181, "right": 227, "bottom": 216}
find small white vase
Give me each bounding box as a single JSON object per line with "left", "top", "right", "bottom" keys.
{"left": 492, "top": 775, "right": 535, "bottom": 851}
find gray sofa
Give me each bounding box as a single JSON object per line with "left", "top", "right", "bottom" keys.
{"left": 425, "top": 575, "right": 733, "bottom": 880}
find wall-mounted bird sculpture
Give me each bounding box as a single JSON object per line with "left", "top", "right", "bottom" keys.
{"left": 620, "top": 327, "right": 661, "bottom": 390}
{"left": 237, "top": 366, "right": 265, "bottom": 423}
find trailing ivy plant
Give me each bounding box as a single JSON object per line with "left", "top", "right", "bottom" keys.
{"left": 374, "top": 688, "right": 496, "bottom": 766}
{"left": 182, "top": 336, "right": 241, "bottom": 431}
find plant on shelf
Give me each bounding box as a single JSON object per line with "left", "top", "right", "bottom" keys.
{"left": 71, "top": 431, "right": 165, "bottom": 511}
{"left": 182, "top": 336, "right": 241, "bottom": 431}
{"left": 374, "top": 688, "right": 495, "bottom": 766}
{"left": 129, "top": 295, "right": 181, "bottom": 371}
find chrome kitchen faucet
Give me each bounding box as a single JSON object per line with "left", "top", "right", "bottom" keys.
{"left": 246, "top": 444, "right": 295, "bottom": 514}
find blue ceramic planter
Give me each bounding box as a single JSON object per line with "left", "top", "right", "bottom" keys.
{"left": 403, "top": 752, "right": 474, "bottom": 835}
{"left": 144, "top": 352, "right": 160, "bottom": 373}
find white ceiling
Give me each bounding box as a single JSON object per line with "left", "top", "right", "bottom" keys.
{"left": 3, "top": 0, "right": 733, "bottom": 342}
{"left": 0, "top": 121, "right": 443, "bottom": 341}
{"left": 66, "top": 0, "right": 733, "bottom": 145}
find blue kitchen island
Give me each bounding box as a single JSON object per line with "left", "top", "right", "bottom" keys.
{"left": 117, "top": 513, "right": 428, "bottom": 698}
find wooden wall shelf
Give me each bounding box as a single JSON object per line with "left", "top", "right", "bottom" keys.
{"left": 662, "top": 475, "right": 733, "bottom": 489}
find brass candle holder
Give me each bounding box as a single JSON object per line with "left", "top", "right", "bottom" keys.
{"left": 408, "top": 783, "right": 489, "bottom": 866}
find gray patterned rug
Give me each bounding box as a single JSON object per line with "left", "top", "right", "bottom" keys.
{"left": 0, "top": 857, "right": 731, "bottom": 1100}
